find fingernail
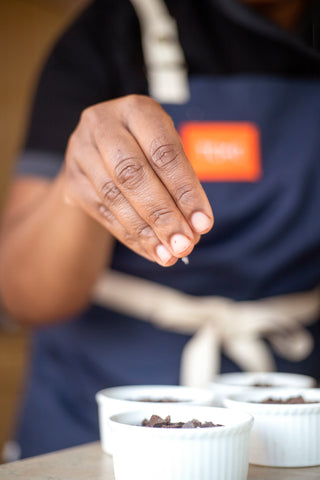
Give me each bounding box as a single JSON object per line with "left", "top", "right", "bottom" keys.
{"left": 191, "top": 211, "right": 212, "bottom": 233}
{"left": 156, "top": 244, "right": 172, "bottom": 264}
{"left": 170, "top": 234, "right": 191, "bottom": 255}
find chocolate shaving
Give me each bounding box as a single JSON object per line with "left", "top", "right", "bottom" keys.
{"left": 251, "top": 383, "right": 274, "bottom": 387}
{"left": 141, "top": 414, "right": 223, "bottom": 428}
{"left": 254, "top": 395, "right": 319, "bottom": 404}
{"left": 130, "top": 397, "right": 182, "bottom": 403}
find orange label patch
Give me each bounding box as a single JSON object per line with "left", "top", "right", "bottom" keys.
{"left": 179, "top": 122, "right": 262, "bottom": 182}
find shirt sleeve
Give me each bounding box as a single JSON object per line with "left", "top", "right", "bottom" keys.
{"left": 16, "top": 0, "right": 147, "bottom": 179}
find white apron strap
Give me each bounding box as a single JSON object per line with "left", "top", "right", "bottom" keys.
{"left": 129, "top": 0, "right": 190, "bottom": 103}
{"left": 92, "top": 270, "right": 320, "bottom": 387}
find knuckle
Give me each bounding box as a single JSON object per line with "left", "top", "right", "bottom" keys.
{"left": 65, "top": 156, "right": 83, "bottom": 183}
{"left": 174, "top": 184, "right": 195, "bottom": 207}
{"left": 135, "top": 223, "right": 154, "bottom": 240}
{"left": 150, "top": 140, "right": 181, "bottom": 169}
{"left": 99, "top": 180, "right": 121, "bottom": 203}
{"left": 124, "top": 94, "right": 143, "bottom": 107}
{"left": 66, "top": 132, "right": 84, "bottom": 163}
{"left": 98, "top": 204, "right": 114, "bottom": 223}
{"left": 149, "top": 207, "right": 175, "bottom": 227}
{"left": 125, "top": 94, "right": 156, "bottom": 110}
{"left": 81, "top": 106, "right": 95, "bottom": 124}
{"left": 122, "top": 231, "right": 136, "bottom": 248}
{"left": 81, "top": 105, "right": 106, "bottom": 134}
{"left": 67, "top": 132, "right": 95, "bottom": 171}
{"left": 123, "top": 95, "right": 162, "bottom": 122}
{"left": 114, "top": 157, "right": 144, "bottom": 189}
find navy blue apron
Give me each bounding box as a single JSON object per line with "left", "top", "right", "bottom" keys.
{"left": 15, "top": 75, "right": 320, "bottom": 457}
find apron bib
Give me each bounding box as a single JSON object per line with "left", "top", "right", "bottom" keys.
{"left": 157, "top": 75, "right": 320, "bottom": 299}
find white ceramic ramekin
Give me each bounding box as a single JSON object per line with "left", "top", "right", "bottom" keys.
{"left": 108, "top": 405, "right": 253, "bottom": 480}
{"left": 224, "top": 387, "right": 320, "bottom": 467}
{"left": 95, "top": 385, "right": 215, "bottom": 455}
{"left": 210, "top": 371, "right": 316, "bottom": 406}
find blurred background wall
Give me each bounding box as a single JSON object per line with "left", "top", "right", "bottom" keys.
{"left": 0, "top": 0, "right": 89, "bottom": 462}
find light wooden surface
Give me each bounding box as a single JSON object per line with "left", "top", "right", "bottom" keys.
{"left": 0, "top": 442, "right": 319, "bottom": 479}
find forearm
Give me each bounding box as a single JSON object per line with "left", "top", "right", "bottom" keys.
{"left": 0, "top": 171, "right": 114, "bottom": 325}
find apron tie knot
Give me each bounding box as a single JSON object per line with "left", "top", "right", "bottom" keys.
{"left": 93, "top": 270, "right": 320, "bottom": 388}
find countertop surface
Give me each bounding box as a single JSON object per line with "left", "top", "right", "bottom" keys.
{"left": 0, "top": 442, "right": 320, "bottom": 479}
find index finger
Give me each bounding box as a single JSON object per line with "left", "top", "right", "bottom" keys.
{"left": 123, "top": 96, "right": 214, "bottom": 235}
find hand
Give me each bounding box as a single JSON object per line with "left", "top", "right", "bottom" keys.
{"left": 64, "top": 95, "right": 214, "bottom": 266}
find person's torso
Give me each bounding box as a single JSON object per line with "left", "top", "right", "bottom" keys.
{"left": 17, "top": 0, "right": 320, "bottom": 456}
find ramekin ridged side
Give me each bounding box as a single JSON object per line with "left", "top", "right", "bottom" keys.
{"left": 96, "top": 384, "right": 215, "bottom": 455}
{"left": 224, "top": 387, "right": 320, "bottom": 467}
{"left": 109, "top": 405, "right": 253, "bottom": 480}
{"left": 210, "top": 372, "right": 316, "bottom": 406}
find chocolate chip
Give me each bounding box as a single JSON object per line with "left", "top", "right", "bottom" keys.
{"left": 141, "top": 415, "right": 223, "bottom": 428}
{"left": 254, "top": 395, "right": 319, "bottom": 404}
{"left": 131, "top": 397, "right": 182, "bottom": 403}
{"left": 251, "top": 383, "right": 274, "bottom": 387}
